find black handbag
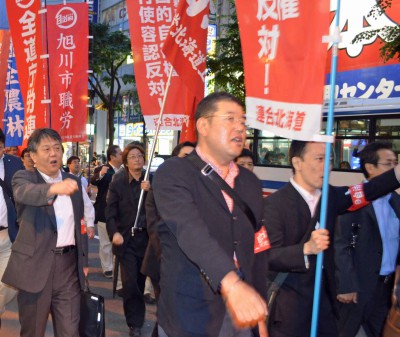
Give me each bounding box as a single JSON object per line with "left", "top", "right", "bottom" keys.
{"left": 79, "top": 279, "right": 105, "bottom": 337}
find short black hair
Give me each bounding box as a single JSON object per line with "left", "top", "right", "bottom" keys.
{"left": 0, "top": 128, "right": 5, "bottom": 145}
{"left": 194, "top": 92, "right": 244, "bottom": 122}
{"left": 289, "top": 140, "right": 309, "bottom": 174}
{"left": 27, "top": 128, "right": 62, "bottom": 153}
{"left": 358, "top": 141, "right": 394, "bottom": 179}
{"left": 235, "top": 148, "right": 254, "bottom": 163}
{"left": 20, "top": 148, "right": 29, "bottom": 158}
{"left": 106, "top": 145, "right": 120, "bottom": 162}
{"left": 171, "top": 141, "right": 196, "bottom": 157}
{"left": 67, "top": 156, "right": 80, "bottom": 165}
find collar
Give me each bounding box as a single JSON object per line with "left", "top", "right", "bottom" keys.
{"left": 128, "top": 170, "right": 144, "bottom": 184}
{"left": 38, "top": 169, "right": 62, "bottom": 183}
{"left": 195, "top": 146, "right": 239, "bottom": 179}
{"left": 290, "top": 177, "right": 321, "bottom": 204}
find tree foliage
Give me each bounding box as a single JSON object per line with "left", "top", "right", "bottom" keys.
{"left": 207, "top": 6, "right": 245, "bottom": 103}
{"left": 89, "top": 22, "right": 135, "bottom": 146}
{"left": 352, "top": 0, "right": 400, "bottom": 62}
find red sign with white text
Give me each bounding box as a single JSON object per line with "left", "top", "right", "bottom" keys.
{"left": 47, "top": 4, "right": 88, "bottom": 142}
{"left": 236, "top": 1, "right": 330, "bottom": 141}
{"left": 0, "top": 30, "right": 10, "bottom": 124}
{"left": 5, "top": 0, "right": 48, "bottom": 141}
{"left": 127, "top": 0, "right": 195, "bottom": 130}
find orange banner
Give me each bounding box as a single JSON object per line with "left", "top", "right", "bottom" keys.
{"left": 127, "top": 0, "right": 194, "bottom": 130}
{"left": 5, "top": 0, "right": 48, "bottom": 141}
{"left": 236, "top": 1, "right": 330, "bottom": 141}
{"left": 47, "top": 4, "right": 88, "bottom": 142}
{"left": 0, "top": 30, "right": 10, "bottom": 124}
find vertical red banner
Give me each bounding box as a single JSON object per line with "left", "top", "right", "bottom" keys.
{"left": 0, "top": 30, "right": 10, "bottom": 124}
{"left": 5, "top": 0, "right": 48, "bottom": 141}
{"left": 235, "top": 1, "right": 330, "bottom": 141}
{"left": 47, "top": 3, "right": 88, "bottom": 142}
{"left": 127, "top": 0, "right": 194, "bottom": 130}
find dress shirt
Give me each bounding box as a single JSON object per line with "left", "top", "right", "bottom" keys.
{"left": 372, "top": 194, "right": 400, "bottom": 275}
{"left": 290, "top": 177, "right": 321, "bottom": 217}
{"left": 0, "top": 155, "right": 8, "bottom": 228}
{"left": 38, "top": 170, "right": 75, "bottom": 247}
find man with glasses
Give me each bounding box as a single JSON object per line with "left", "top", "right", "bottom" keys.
{"left": 335, "top": 142, "right": 400, "bottom": 337}
{"left": 91, "top": 145, "right": 122, "bottom": 278}
{"left": 152, "top": 92, "right": 268, "bottom": 337}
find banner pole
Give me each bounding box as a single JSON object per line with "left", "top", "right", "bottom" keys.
{"left": 310, "top": 1, "right": 341, "bottom": 337}
{"left": 131, "top": 65, "right": 174, "bottom": 231}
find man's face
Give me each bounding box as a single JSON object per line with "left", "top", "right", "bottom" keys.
{"left": 22, "top": 151, "right": 35, "bottom": 171}
{"left": 199, "top": 100, "right": 246, "bottom": 163}
{"left": 30, "top": 137, "right": 63, "bottom": 178}
{"left": 177, "top": 146, "right": 194, "bottom": 158}
{"left": 293, "top": 142, "right": 330, "bottom": 193}
{"left": 126, "top": 148, "right": 144, "bottom": 171}
{"left": 236, "top": 156, "right": 254, "bottom": 172}
{"left": 68, "top": 159, "right": 81, "bottom": 175}
{"left": 367, "top": 149, "right": 397, "bottom": 179}
{"left": 110, "top": 147, "right": 122, "bottom": 167}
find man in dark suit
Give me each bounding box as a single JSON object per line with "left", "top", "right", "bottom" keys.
{"left": 153, "top": 92, "right": 268, "bottom": 337}
{"left": 335, "top": 142, "right": 400, "bottom": 337}
{"left": 264, "top": 140, "right": 400, "bottom": 337}
{"left": 2, "top": 128, "right": 86, "bottom": 337}
{"left": 0, "top": 128, "right": 24, "bottom": 325}
{"left": 90, "top": 145, "right": 122, "bottom": 278}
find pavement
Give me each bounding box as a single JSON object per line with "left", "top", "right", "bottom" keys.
{"left": 1, "top": 237, "right": 157, "bottom": 336}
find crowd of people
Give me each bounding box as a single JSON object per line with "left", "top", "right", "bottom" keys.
{"left": 0, "top": 92, "right": 399, "bottom": 337}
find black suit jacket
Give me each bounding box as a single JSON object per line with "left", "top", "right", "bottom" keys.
{"left": 2, "top": 154, "right": 24, "bottom": 241}
{"left": 264, "top": 169, "right": 400, "bottom": 336}
{"left": 152, "top": 153, "right": 266, "bottom": 337}
{"left": 335, "top": 192, "right": 400, "bottom": 300}
{"left": 91, "top": 163, "right": 115, "bottom": 223}
{"left": 2, "top": 169, "right": 86, "bottom": 293}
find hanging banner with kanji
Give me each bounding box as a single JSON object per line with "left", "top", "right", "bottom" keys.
{"left": 4, "top": 41, "right": 25, "bottom": 146}
{"left": 235, "top": 1, "right": 330, "bottom": 141}
{"left": 5, "top": 0, "right": 48, "bottom": 140}
{"left": 47, "top": 3, "right": 89, "bottom": 142}
{"left": 127, "top": 0, "right": 194, "bottom": 130}
{"left": 0, "top": 30, "right": 10, "bottom": 126}
{"left": 162, "top": 0, "right": 209, "bottom": 141}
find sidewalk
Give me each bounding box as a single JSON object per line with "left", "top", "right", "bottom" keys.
{"left": 1, "top": 237, "right": 157, "bottom": 336}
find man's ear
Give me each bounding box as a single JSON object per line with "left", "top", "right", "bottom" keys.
{"left": 364, "top": 163, "right": 375, "bottom": 176}
{"left": 292, "top": 156, "right": 301, "bottom": 171}
{"left": 196, "top": 117, "right": 208, "bottom": 137}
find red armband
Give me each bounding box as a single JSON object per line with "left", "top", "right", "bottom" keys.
{"left": 81, "top": 218, "right": 87, "bottom": 234}
{"left": 254, "top": 226, "right": 271, "bottom": 254}
{"left": 347, "top": 183, "right": 369, "bottom": 211}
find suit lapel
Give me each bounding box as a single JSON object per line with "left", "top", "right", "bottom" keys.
{"left": 199, "top": 172, "right": 231, "bottom": 214}
{"left": 389, "top": 193, "right": 400, "bottom": 219}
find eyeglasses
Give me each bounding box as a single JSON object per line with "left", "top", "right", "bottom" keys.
{"left": 207, "top": 114, "right": 246, "bottom": 127}
{"left": 127, "top": 154, "right": 144, "bottom": 160}
{"left": 377, "top": 161, "right": 398, "bottom": 167}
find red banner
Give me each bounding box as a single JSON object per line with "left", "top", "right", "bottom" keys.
{"left": 5, "top": 0, "right": 48, "bottom": 141}
{"left": 0, "top": 30, "right": 10, "bottom": 124}
{"left": 47, "top": 3, "right": 88, "bottom": 142}
{"left": 127, "top": 0, "right": 195, "bottom": 130}
{"left": 162, "top": 0, "right": 208, "bottom": 101}
{"left": 236, "top": 1, "right": 330, "bottom": 141}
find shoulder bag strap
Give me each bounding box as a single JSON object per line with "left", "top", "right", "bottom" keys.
{"left": 187, "top": 153, "right": 258, "bottom": 231}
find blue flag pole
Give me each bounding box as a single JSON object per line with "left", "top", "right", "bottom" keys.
{"left": 310, "top": 1, "right": 341, "bottom": 336}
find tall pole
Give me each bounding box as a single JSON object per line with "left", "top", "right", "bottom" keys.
{"left": 131, "top": 65, "right": 174, "bottom": 233}
{"left": 310, "top": 1, "right": 341, "bottom": 336}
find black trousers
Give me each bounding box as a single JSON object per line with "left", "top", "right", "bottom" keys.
{"left": 337, "top": 276, "right": 394, "bottom": 337}
{"left": 120, "top": 235, "right": 146, "bottom": 329}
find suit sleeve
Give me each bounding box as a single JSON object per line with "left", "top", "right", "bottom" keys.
{"left": 153, "top": 160, "right": 235, "bottom": 293}
{"left": 145, "top": 189, "right": 161, "bottom": 259}
{"left": 264, "top": 195, "right": 309, "bottom": 273}
{"left": 105, "top": 174, "right": 120, "bottom": 241}
{"left": 334, "top": 213, "right": 359, "bottom": 294}
{"left": 12, "top": 171, "right": 52, "bottom": 206}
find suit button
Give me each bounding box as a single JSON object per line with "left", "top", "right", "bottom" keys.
{"left": 232, "top": 216, "right": 238, "bottom": 221}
